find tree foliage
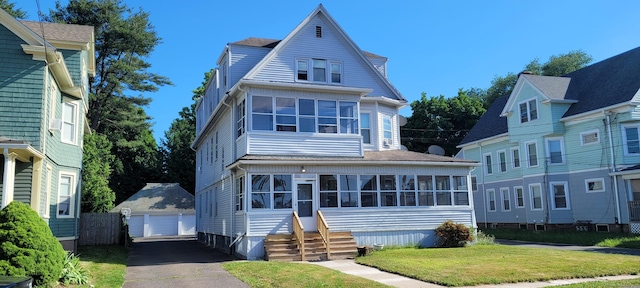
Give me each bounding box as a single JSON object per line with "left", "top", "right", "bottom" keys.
{"left": 161, "top": 70, "right": 212, "bottom": 194}
{"left": 474, "top": 50, "right": 593, "bottom": 107}
{"left": 402, "top": 90, "right": 485, "bottom": 156}
{"left": 0, "top": 202, "right": 66, "bottom": 286}
{"left": 49, "top": 0, "right": 170, "bottom": 203}
{"left": 0, "top": 0, "right": 26, "bottom": 19}
{"left": 81, "top": 133, "right": 115, "bottom": 212}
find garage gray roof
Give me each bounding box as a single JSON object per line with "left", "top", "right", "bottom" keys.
{"left": 111, "top": 183, "right": 195, "bottom": 215}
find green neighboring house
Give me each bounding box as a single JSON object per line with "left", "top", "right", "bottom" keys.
{"left": 0, "top": 9, "right": 95, "bottom": 251}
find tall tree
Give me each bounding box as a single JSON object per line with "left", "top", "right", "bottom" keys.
{"left": 81, "top": 133, "right": 115, "bottom": 212}
{"left": 49, "top": 0, "right": 170, "bottom": 203}
{"left": 161, "top": 70, "right": 212, "bottom": 194}
{"left": 402, "top": 89, "right": 486, "bottom": 156}
{"left": 0, "top": 0, "right": 26, "bottom": 19}
{"left": 476, "top": 50, "right": 593, "bottom": 107}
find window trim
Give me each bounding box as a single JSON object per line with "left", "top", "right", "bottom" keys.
{"left": 518, "top": 98, "right": 538, "bottom": 124}
{"left": 511, "top": 147, "right": 521, "bottom": 169}
{"left": 61, "top": 101, "right": 78, "bottom": 145}
{"left": 483, "top": 152, "right": 493, "bottom": 175}
{"left": 580, "top": 129, "right": 599, "bottom": 146}
{"left": 546, "top": 137, "right": 566, "bottom": 165}
{"left": 498, "top": 150, "right": 507, "bottom": 173}
{"left": 585, "top": 178, "right": 605, "bottom": 193}
{"left": 525, "top": 140, "right": 539, "bottom": 167}
{"left": 382, "top": 114, "right": 394, "bottom": 146}
{"left": 236, "top": 99, "right": 246, "bottom": 138}
{"left": 514, "top": 186, "right": 524, "bottom": 208}
{"left": 57, "top": 172, "right": 76, "bottom": 219}
{"left": 529, "top": 183, "right": 543, "bottom": 211}
{"left": 360, "top": 112, "right": 371, "bottom": 145}
{"left": 622, "top": 124, "right": 640, "bottom": 156}
{"left": 487, "top": 189, "right": 496, "bottom": 212}
{"left": 295, "top": 58, "right": 343, "bottom": 84}
{"left": 550, "top": 181, "right": 570, "bottom": 210}
{"left": 500, "top": 187, "right": 511, "bottom": 211}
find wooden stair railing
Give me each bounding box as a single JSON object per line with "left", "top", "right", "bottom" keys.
{"left": 317, "top": 210, "right": 330, "bottom": 259}
{"left": 292, "top": 211, "right": 305, "bottom": 261}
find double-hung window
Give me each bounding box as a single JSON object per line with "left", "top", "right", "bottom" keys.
{"left": 529, "top": 184, "right": 543, "bottom": 210}
{"left": 299, "top": 99, "right": 316, "bottom": 132}
{"left": 313, "top": 59, "right": 326, "bottom": 82}
{"left": 252, "top": 96, "right": 273, "bottom": 131}
{"left": 383, "top": 114, "right": 393, "bottom": 145}
{"left": 622, "top": 125, "right": 640, "bottom": 155}
{"left": 297, "top": 60, "right": 308, "bottom": 80}
{"left": 276, "top": 97, "right": 296, "bottom": 132}
{"left": 511, "top": 147, "right": 520, "bottom": 168}
{"left": 380, "top": 175, "right": 397, "bottom": 206}
{"left": 235, "top": 176, "right": 244, "bottom": 211}
{"left": 547, "top": 138, "right": 565, "bottom": 164}
{"left": 320, "top": 175, "right": 339, "bottom": 208}
{"left": 318, "top": 100, "right": 337, "bottom": 133}
{"left": 297, "top": 58, "right": 343, "bottom": 84}
{"left": 484, "top": 153, "right": 493, "bottom": 175}
{"left": 519, "top": 98, "right": 538, "bottom": 123}
{"left": 501, "top": 188, "right": 510, "bottom": 211}
{"left": 399, "top": 175, "right": 416, "bottom": 206}
{"left": 498, "top": 150, "right": 507, "bottom": 173}
{"left": 514, "top": 186, "right": 524, "bottom": 208}
{"left": 58, "top": 173, "right": 75, "bottom": 218}
{"left": 236, "top": 100, "right": 245, "bottom": 137}
{"left": 526, "top": 141, "right": 538, "bottom": 167}
{"left": 339, "top": 102, "right": 358, "bottom": 134}
{"left": 550, "top": 182, "right": 569, "bottom": 209}
{"left": 487, "top": 189, "right": 496, "bottom": 211}
{"left": 62, "top": 102, "right": 77, "bottom": 144}
{"left": 360, "top": 113, "right": 371, "bottom": 144}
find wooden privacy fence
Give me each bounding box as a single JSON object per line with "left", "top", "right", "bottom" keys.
{"left": 79, "top": 212, "right": 122, "bottom": 246}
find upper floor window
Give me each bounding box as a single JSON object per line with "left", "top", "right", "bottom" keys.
{"left": 526, "top": 141, "right": 538, "bottom": 167}
{"left": 484, "top": 153, "right": 493, "bottom": 175}
{"left": 360, "top": 113, "right": 371, "bottom": 144}
{"left": 62, "top": 102, "right": 77, "bottom": 144}
{"left": 547, "top": 138, "right": 565, "bottom": 164}
{"left": 498, "top": 150, "right": 507, "bottom": 173}
{"left": 519, "top": 98, "right": 538, "bottom": 123}
{"left": 581, "top": 130, "right": 599, "bottom": 145}
{"left": 383, "top": 114, "right": 393, "bottom": 145}
{"left": 296, "top": 58, "right": 342, "bottom": 84}
{"left": 315, "top": 25, "right": 322, "bottom": 37}
{"left": 622, "top": 125, "right": 640, "bottom": 156}
{"left": 236, "top": 100, "right": 245, "bottom": 137}
{"left": 511, "top": 147, "right": 521, "bottom": 168}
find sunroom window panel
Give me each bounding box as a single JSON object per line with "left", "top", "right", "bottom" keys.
{"left": 360, "top": 175, "right": 378, "bottom": 207}
{"left": 318, "top": 118, "right": 337, "bottom": 133}
{"left": 340, "top": 175, "right": 358, "bottom": 207}
{"left": 340, "top": 119, "right": 358, "bottom": 134}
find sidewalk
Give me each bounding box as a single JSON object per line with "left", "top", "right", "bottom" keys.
{"left": 310, "top": 241, "right": 640, "bottom": 288}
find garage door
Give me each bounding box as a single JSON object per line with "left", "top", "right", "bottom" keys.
{"left": 128, "top": 215, "right": 144, "bottom": 237}
{"left": 126, "top": 214, "right": 195, "bottom": 237}
{"left": 180, "top": 214, "right": 196, "bottom": 235}
{"left": 148, "top": 215, "right": 179, "bottom": 236}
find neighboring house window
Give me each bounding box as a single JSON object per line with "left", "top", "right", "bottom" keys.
{"left": 519, "top": 98, "right": 538, "bottom": 123}
{"left": 57, "top": 173, "right": 75, "bottom": 218}
{"left": 360, "top": 113, "right": 371, "bottom": 144}
{"left": 547, "top": 138, "right": 565, "bottom": 164}
{"left": 585, "top": 178, "right": 605, "bottom": 193}
{"left": 236, "top": 99, "right": 245, "bottom": 137}
{"left": 61, "top": 102, "right": 77, "bottom": 144}
{"left": 484, "top": 153, "right": 493, "bottom": 175}
{"left": 252, "top": 96, "right": 273, "bottom": 131}
{"left": 417, "top": 175, "right": 434, "bottom": 206}
{"left": 622, "top": 125, "right": 640, "bottom": 155}
{"left": 514, "top": 186, "right": 524, "bottom": 208}
{"left": 551, "top": 182, "right": 570, "bottom": 210}
{"left": 498, "top": 150, "right": 507, "bottom": 173}
{"left": 320, "top": 175, "right": 339, "bottom": 208}
{"left": 383, "top": 114, "right": 393, "bottom": 145}
{"left": 297, "top": 60, "right": 308, "bottom": 80}
{"left": 453, "top": 176, "right": 469, "bottom": 205}
{"left": 529, "top": 184, "right": 543, "bottom": 210}
{"left": 399, "top": 175, "right": 416, "bottom": 206}
{"left": 276, "top": 97, "right": 297, "bottom": 132}
{"left": 526, "top": 141, "right": 538, "bottom": 167}
{"left": 511, "top": 147, "right": 520, "bottom": 168}
{"left": 236, "top": 176, "right": 244, "bottom": 211}
{"left": 501, "top": 188, "right": 510, "bottom": 211}
{"left": 43, "top": 165, "right": 52, "bottom": 218}
{"left": 380, "top": 175, "right": 397, "bottom": 206}
{"left": 313, "top": 59, "right": 326, "bottom": 82}
{"left": 581, "top": 130, "right": 599, "bottom": 145}
{"left": 487, "top": 189, "right": 496, "bottom": 212}
{"left": 339, "top": 102, "right": 358, "bottom": 134}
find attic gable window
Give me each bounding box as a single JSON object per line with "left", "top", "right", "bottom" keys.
{"left": 519, "top": 98, "right": 538, "bottom": 123}
{"left": 316, "top": 25, "right": 322, "bottom": 37}
{"left": 296, "top": 58, "right": 342, "bottom": 84}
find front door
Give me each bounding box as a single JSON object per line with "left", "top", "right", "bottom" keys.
{"left": 296, "top": 182, "right": 316, "bottom": 231}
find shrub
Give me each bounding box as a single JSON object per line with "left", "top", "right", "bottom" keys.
{"left": 474, "top": 230, "right": 496, "bottom": 245}
{"left": 0, "top": 201, "right": 66, "bottom": 286}
{"left": 60, "top": 252, "right": 88, "bottom": 285}
{"left": 435, "top": 220, "right": 472, "bottom": 247}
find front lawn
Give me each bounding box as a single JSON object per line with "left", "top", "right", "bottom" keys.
{"left": 355, "top": 245, "right": 640, "bottom": 287}
{"left": 58, "top": 245, "right": 128, "bottom": 288}
{"left": 222, "top": 261, "right": 390, "bottom": 288}
{"left": 482, "top": 228, "right": 640, "bottom": 248}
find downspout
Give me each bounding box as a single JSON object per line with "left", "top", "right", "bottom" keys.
{"left": 605, "top": 112, "right": 622, "bottom": 224}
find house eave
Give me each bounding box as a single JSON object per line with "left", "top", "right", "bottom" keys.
{"left": 457, "top": 133, "right": 509, "bottom": 149}
{"left": 560, "top": 102, "right": 634, "bottom": 123}
{"left": 360, "top": 96, "right": 408, "bottom": 108}
{"left": 0, "top": 144, "right": 45, "bottom": 162}
{"left": 540, "top": 99, "right": 578, "bottom": 104}
{"left": 229, "top": 158, "right": 479, "bottom": 169}
{"left": 21, "top": 44, "right": 82, "bottom": 99}
{"left": 236, "top": 79, "right": 373, "bottom": 96}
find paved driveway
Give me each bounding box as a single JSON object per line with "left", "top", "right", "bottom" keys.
{"left": 122, "top": 236, "right": 249, "bottom": 288}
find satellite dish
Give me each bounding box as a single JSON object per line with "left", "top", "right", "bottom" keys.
{"left": 400, "top": 145, "right": 408, "bottom": 151}
{"left": 427, "top": 145, "right": 445, "bottom": 156}
{"left": 398, "top": 115, "right": 407, "bottom": 127}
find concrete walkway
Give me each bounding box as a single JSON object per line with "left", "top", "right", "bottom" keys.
{"left": 311, "top": 241, "right": 640, "bottom": 288}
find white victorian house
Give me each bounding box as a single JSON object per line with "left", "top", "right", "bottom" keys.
{"left": 193, "top": 4, "right": 478, "bottom": 260}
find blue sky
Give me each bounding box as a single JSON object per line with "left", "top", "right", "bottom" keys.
{"left": 21, "top": 1, "right": 640, "bottom": 142}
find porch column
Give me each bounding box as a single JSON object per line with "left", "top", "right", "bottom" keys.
{"left": 1, "top": 150, "right": 17, "bottom": 208}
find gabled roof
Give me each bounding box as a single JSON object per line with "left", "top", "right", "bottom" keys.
{"left": 458, "top": 96, "right": 508, "bottom": 146}
{"left": 238, "top": 4, "right": 405, "bottom": 102}
{"left": 562, "top": 46, "right": 640, "bottom": 117}
{"left": 231, "top": 37, "right": 386, "bottom": 60}
{"left": 111, "top": 183, "right": 195, "bottom": 215}
{"left": 20, "top": 20, "right": 93, "bottom": 44}
{"left": 521, "top": 74, "right": 571, "bottom": 101}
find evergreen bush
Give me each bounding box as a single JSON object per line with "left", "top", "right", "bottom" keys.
{"left": 0, "top": 201, "right": 66, "bottom": 286}
{"left": 435, "top": 220, "right": 473, "bottom": 247}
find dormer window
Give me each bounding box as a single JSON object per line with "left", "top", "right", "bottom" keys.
{"left": 296, "top": 58, "right": 342, "bottom": 84}
{"left": 519, "top": 98, "right": 538, "bottom": 123}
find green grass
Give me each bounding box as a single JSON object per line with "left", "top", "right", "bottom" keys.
{"left": 482, "top": 228, "right": 640, "bottom": 248}
{"left": 222, "top": 261, "right": 390, "bottom": 288}
{"left": 57, "top": 245, "right": 128, "bottom": 288}
{"left": 355, "top": 245, "right": 640, "bottom": 287}
{"left": 555, "top": 278, "right": 640, "bottom": 287}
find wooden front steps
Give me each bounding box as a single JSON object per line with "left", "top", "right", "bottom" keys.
{"left": 264, "top": 231, "right": 357, "bottom": 262}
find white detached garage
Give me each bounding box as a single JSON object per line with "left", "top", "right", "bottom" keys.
{"left": 111, "top": 183, "right": 196, "bottom": 237}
